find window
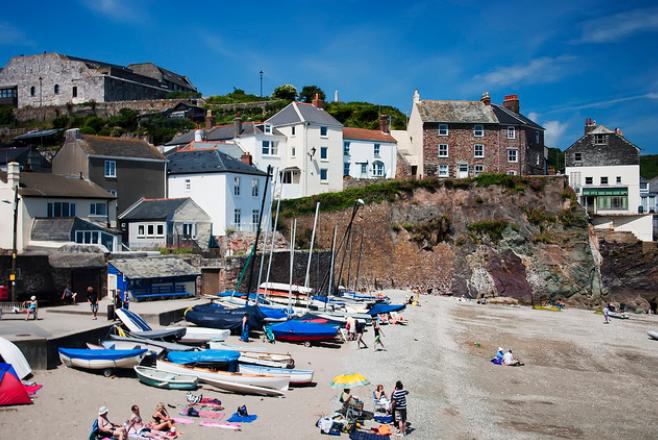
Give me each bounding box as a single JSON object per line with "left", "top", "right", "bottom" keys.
{"left": 438, "top": 144, "right": 448, "bottom": 157}
{"left": 109, "top": 189, "right": 117, "bottom": 197}
{"left": 535, "top": 131, "right": 540, "bottom": 144}
{"left": 75, "top": 230, "right": 100, "bottom": 245}
{"left": 156, "top": 224, "right": 164, "bottom": 236}
{"left": 233, "top": 176, "right": 240, "bottom": 196}
{"left": 185, "top": 179, "right": 191, "bottom": 192}
{"left": 474, "top": 144, "right": 484, "bottom": 158}
{"left": 104, "top": 160, "right": 116, "bottom": 178}
{"left": 30, "top": 86, "right": 35, "bottom": 97}
{"left": 343, "top": 141, "right": 350, "bottom": 155}
{"left": 261, "top": 140, "right": 278, "bottom": 156}
{"left": 72, "top": 86, "right": 77, "bottom": 98}
{"left": 594, "top": 134, "right": 607, "bottom": 145}
{"left": 47, "top": 202, "right": 76, "bottom": 218}
{"left": 0, "top": 88, "right": 17, "bottom": 98}
{"left": 600, "top": 177, "right": 608, "bottom": 185}
{"left": 439, "top": 165, "right": 449, "bottom": 177}
{"left": 507, "top": 170, "right": 517, "bottom": 176}
{"left": 252, "top": 210, "right": 260, "bottom": 225}
{"left": 291, "top": 146, "right": 296, "bottom": 157}
{"left": 137, "top": 225, "right": 145, "bottom": 237}
{"left": 360, "top": 163, "right": 367, "bottom": 175}
{"left": 598, "top": 196, "right": 628, "bottom": 211}
{"left": 473, "top": 125, "right": 484, "bottom": 137}
{"left": 320, "top": 126, "right": 328, "bottom": 137}
{"left": 372, "top": 161, "right": 385, "bottom": 177}
{"left": 437, "top": 124, "right": 449, "bottom": 136}
{"left": 574, "top": 152, "right": 582, "bottom": 161}
{"left": 182, "top": 223, "right": 196, "bottom": 239}
{"left": 616, "top": 176, "right": 621, "bottom": 184}
{"left": 320, "top": 147, "right": 328, "bottom": 160}
{"left": 474, "top": 165, "right": 484, "bottom": 176}
{"left": 507, "top": 149, "right": 518, "bottom": 163}
{"left": 374, "top": 144, "right": 381, "bottom": 157}
{"left": 234, "top": 209, "right": 241, "bottom": 225}
{"left": 585, "top": 177, "right": 593, "bottom": 185}
{"left": 291, "top": 126, "right": 296, "bottom": 136}
{"left": 507, "top": 126, "right": 516, "bottom": 139}
{"left": 54, "top": 84, "right": 59, "bottom": 94}
{"left": 263, "top": 124, "right": 272, "bottom": 135}
{"left": 343, "top": 162, "right": 350, "bottom": 176}
{"left": 251, "top": 178, "right": 259, "bottom": 197}
{"left": 320, "top": 168, "right": 328, "bottom": 181}
{"left": 90, "top": 203, "right": 107, "bottom": 216}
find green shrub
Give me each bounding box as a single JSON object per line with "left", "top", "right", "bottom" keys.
{"left": 403, "top": 216, "right": 452, "bottom": 248}
{"left": 474, "top": 173, "right": 527, "bottom": 192}
{"left": 525, "top": 208, "right": 556, "bottom": 225}
{"left": 558, "top": 208, "right": 587, "bottom": 228}
{"left": 533, "top": 232, "right": 556, "bottom": 244}
{"left": 467, "top": 219, "right": 509, "bottom": 242}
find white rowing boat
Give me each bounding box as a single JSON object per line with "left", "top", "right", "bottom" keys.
{"left": 238, "top": 364, "right": 314, "bottom": 384}
{"left": 134, "top": 366, "right": 198, "bottom": 390}
{"left": 208, "top": 342, "right": 294, "bottom": 368}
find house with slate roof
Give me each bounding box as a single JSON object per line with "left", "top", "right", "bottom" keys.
{"left": 565, "top": 119, "right": 653, "bottom": 241}
{"left": 52, "top": 128, "right": 166, "bottom": 213}
{"left": 119, "top": 197, "right": 212, "bottom": 250}
{"left": 167, "top": 148, "right": 268, "bottom": 235}
{"left": 343, "top": 115, "right": 397, "bottom": 179}
{"left": 404, "top": 90, "right": 546, "bottom": 178}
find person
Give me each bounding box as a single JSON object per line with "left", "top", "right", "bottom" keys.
{"left": 495, "top": 347, "right": 505, "bottom": 364}
{"left": 603, "top": 304, "right": 610, "bottom": 324}
{"left": 502, "top": 349, "right": 524, "bottom": 367}
{"left": 61, "top": 285, "right": 77, "bottom": 304}
{"left": 152, "top": 402, "right": 177, "bottom": 437}
{"left": 126, "top": 405, "right": 169, "bottom": 439}
{"left": 241, "top": 313, "right": 249, "bottom": 342}
{"left": 391, "top": 380, "right": 409, "bottom": 436}
{"left": 339, "top": 388, "right": 353, "bottom": 414}
{"left": 97, "top": 406, "right": 126, "bottom": 440}
{"left": 346, "top": 316, "right": 356, "bottom": 341}
{"left": 24, "top": 296, "right": 37, "bottom": 321}
{"left": 87, "top": 286, "right": 98, "bottom": 320}
{"left": 373, "top": 384, "right": 391, "bottom": 412}
{"left": 373, "top": 320, "right": 385, "bottom": 351}
{"left": 356, "top": 320, "right": 368, "bottom": 349}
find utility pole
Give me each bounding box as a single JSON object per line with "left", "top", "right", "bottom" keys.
{"left": 259, "top": 70, "right": 263, "bottom": 97}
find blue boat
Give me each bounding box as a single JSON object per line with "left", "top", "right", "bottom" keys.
{"left": 368, "top": 303, "right": 406, "bottom": 317}
{"left": 58, "top": 348, "right": 147, "bottom": 374}
{"left": 268, "top": 321, "right": 339, "bottom": 345}
{"left": 167, "top": 349, "right": 241, "bottom": 365}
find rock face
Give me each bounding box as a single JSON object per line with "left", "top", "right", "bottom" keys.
{"left": 281, "top": 175, "right": 601, "bottom": 305}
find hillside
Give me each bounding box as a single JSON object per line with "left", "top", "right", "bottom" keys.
{"left": 641, "top": 154, "right": 658, "bottom": 179}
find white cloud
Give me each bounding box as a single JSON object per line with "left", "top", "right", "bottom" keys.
{"left": 474, "top": 56, "right": 576, "bottom": 87}
{"left": 543, "top": 120, "right": 569, "bottom": 146}
{"left": 81, "top": 0, "right": 143, "bottom": 23}
{"left": 577, "top": 7, "right": 658, "bottom": 43}
{"left": 527, "top": 111, "right": 539, "bottom": 123}
{"left": 544, "top": 93, "right": 658, "bottom": 114}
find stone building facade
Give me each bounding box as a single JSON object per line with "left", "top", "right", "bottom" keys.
{"left": 0, "top": 53, "right": 196, "bottom": 109}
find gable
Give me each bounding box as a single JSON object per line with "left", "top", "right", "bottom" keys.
{"left": 565, "top": 134, "right": 639, "bottom": 167}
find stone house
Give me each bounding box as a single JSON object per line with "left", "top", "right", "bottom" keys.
{"left": 118, "top": 197, "right": 213, "bottom": 250}
{"left": 403, "top": 90, "right": 546, "bottom": 178}
{"left": 52, "top": 128, "right": 166, "bottom": 214}
{"left": 0, "top": 53, "right": 196, "bottom": 108}
{"left": 343, "top": 116, "right": 397, "bottom": 179}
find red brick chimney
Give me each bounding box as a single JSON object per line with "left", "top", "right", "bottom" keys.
{"left": 234, "top": 115, "right": 242, "bottom": 138}
{"left": 614, "top": 127, "right": 624, "bottom": 137}
{"left": 312, "top": 93, "right": 324, "bottom": 109}
{"left": 240, "top": 152, "right": 253, "bottom": 166}
{"left": 205, "top": 110, "right": 213, "bottom": 130}
{"left": 584, "top": 117, "right": 597, "bottom": 135}
{"left": 379, "top": 114, "right": 390, "bottom": 133}
{"left": 502, "top": 94, "right": 520, "bottom": 113}
{"left": 481, "top": 91, "right": 491, "bottom": 106}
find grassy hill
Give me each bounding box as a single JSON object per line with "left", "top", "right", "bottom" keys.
{"left": 640, "top": 154, "right": 658, "bottom": 179}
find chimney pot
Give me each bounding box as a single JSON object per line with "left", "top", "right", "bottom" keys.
{"left": 502, "top": 94, "right": 520, "bottom": 113}
{"left": 65, "top": 128, "right": 82, "bottom": 143}
{"left": 413, "top": 89, "right": 421, "bottom": 104}
{"left": 379, "top": 114, "right": 390, "bottom": 133}
{"left": 614, "top": 127, "right": 624, "bottom": 136}
{"left": 312, "top": 93, "right": 324, "bottom": 109}
{"left": 481, "top": 91, "right": 491, "bottom": 105}
{"left": 234, "top": 116, "right": 242, "bottom": 138}
{"left": 194, "top": 129, "right": 204, "bottom": 142}
{"left": 584, "top": 117, "right": 597, "bottom": 135}
{"left": 205, "top": 110, "right": 213, "bottom": 130}
{"left": 240, "top": 152, "right": 253, "bottom": 166}
{"left": 7, "top": 161, "right": 20, "bottom": 190}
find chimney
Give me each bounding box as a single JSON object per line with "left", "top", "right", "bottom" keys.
{"left": 65, "top": 128, "right": 82, "bottom": 143}
{"left": 502, "top": 94, "right": 520, "bottom": 113}
{"left": 194, "top": 128, "right": 204, "bottom": 142}
{"left": 379, "top": 114, "right": 390, "bottom": 133}
{"left": 240, "top": 152, "right": 253, "bottom": 166}
{"left": 614, "top": 127, "right": 624, "bottom": 137}
{"left": 312, "top": 93, "right": 324, "bottom": 109}
{"left": 481, "top": 91, "right": 491, "bottom": 106}
{"left": 413, "top": 89, "right": 421, "bottom": 104}
{"left": 7, "top": 161, "right": 19, "bottom": 190}
{"left": 205, "top": 110, "right": 213, "bottom": 130}
{"left": 584, "top": 117, "right": 597, "bottom": 135}
{"left": 234, "top": 115, "right": 242, "bottom": 138}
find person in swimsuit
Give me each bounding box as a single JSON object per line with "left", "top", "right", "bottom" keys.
{"left": 152, "top": 403, "right": 177, "bottom": 437}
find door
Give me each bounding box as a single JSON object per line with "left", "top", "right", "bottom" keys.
{"left": 458, "top": 163, "right": 469, "bottom": 179}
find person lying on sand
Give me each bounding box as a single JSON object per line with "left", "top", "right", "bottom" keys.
{"left": 503, "top": 350, "right": 524, "bottom": 367}
{"left": 126, "top": 405, "right": 170, "bottom": 439}
{"left": 98, "top": 406, "right": 126, "bottom": 440}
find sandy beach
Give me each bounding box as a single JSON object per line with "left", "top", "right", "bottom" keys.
{"left": 2, "top": 291, "right": 658, "bottom": 439}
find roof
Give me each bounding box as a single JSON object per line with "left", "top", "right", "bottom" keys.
{"left": 589, "top": 125, "right": 614, "bottom": 135}
{"left": 30, "top": 217, "right": 117, "bottom": 242}
{"left": 415, "top": 99, "right": 544, "bottom": 129}
{"left": 266, "top": 102, "right": 342, "bottom": 127}
{"left": 109, "top": 257, "right": 200, "bottom": 279}
{"left": 173, "top": 141, "right": 244, "bottom": 159}
{"left": 0, "top": 146, "right": 30, "bottom": 163}
{"left": 165, "top": 122, "right": 283, "bottom": 146}
{"left": 119, "top": 198, "right": 188, "bottom": 221}
{"left": 167, "top": 149, "right": 267, "bottom": 176}
{"left": 13, "top": 129, "right": 62, "bottom": 140}
{"left": 343, "top": 127, "right": 396, "bottom": 143}
{"left": 0, "top": 171, "right": 116, "bottom": 199}
{"left": 70, "top": 134, "right": 165, "bottom": 161}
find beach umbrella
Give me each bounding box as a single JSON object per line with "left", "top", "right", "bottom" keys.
{"left": 330, "top": 373, "right": 370, "bottom": 389}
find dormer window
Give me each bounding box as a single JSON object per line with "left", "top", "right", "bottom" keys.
{"left": 473, "top": 125, "right": 484, "bottom": 137}
{"left": 594, "top": 134, "right": 607, "bottom": 145}
{"left": 438, "top": 124, "right": 449, "bottom": 136}
{"left": 263, "top": 124, "right": 272, "bottom": 135}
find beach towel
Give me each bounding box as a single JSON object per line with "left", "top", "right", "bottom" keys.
{"left": 199, "top": 421, "right": 242, "bottom": 431}
{"left": 172, "top": 417, "right": 195, "bottom": 425}
{"left": 373, "top": 414, "right": 393, "bottom": 424}
{"left": 227, "top": 412, "right": 258, "bottom": 423}
{"left": 24, "top": 384, "right": 42, "bottom": 396}
{"left": 349, "top": 431, "right": 390, "bottom": 440}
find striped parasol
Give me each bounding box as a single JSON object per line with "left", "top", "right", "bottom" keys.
{"left": 330, "top": 373, "right": 370, "bottom": 389}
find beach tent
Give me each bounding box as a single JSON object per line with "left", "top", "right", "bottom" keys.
{"left": 0, "top": 337, "right": 31, "bottom": 379}
{"left": 0, "top": 363, "right": 31, "bottom": 406}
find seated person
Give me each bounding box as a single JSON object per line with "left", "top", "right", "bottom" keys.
{"left": 340, "top": 388, "right": 353, "bottom": 410}
{"left": 151, "top": 403, "right": 177, "bottom": 438}
{"left": 126, "top": 405, "right": 169, "bottom": 439}
{"left": 24, "top": 296, "right": 37, "bottom": 321}
{"left": 373, "top": 384, "right": 391, "bottom": 412}
{"left": 503, "top": 349, "right": 524, "bottom": 367}
{"left": 97, "top": 407, "right": 126, "bottom": 440}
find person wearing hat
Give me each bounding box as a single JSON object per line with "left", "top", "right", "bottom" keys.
{"left": 24, "top": 296, "right": 37, "bottom": 321}
{"left": 97, "top": 406, "right": 126, "bottom": 440}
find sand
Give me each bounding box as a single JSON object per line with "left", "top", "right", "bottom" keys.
{"left": 2, "top": 291, "right": 658, "bottom": 439}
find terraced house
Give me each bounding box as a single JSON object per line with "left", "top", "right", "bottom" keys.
{"left": 403, "top": 90, "right": 546, "bottom": 178}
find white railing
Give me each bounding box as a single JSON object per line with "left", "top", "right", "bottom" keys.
{"left": 230, "top": 222, "right": 259, "bottom": 233}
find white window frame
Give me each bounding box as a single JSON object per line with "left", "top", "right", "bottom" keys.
{"left": 594, "top": 134, "right": 607, "bottom": 145}
{"left": 374, "top": 143, "right": 381, "bottom": 158}
{"left": 291, "top": 146, "right": 296, "bottom": 157}
{"left": 291, "top": 126, "right": 296, "bottom": 137}
{"left": 616, "top": 176, "right": 622, "bottom": 184}
{"left": 343, "top": 162, "right": 350, "bottom": 176}
{"left": 600, "top": 176, "right": 608, "bottom": 185}
{"left": 343, "top": 141, "right": 350, "bottom": 156}
{"left": 474, "top": 144, "right": 484, "bottom": 158}
{"left": 104, "top": 160, "right": 116, "bottom": 178}
{"left": 438, "top": 124, "right": 449, "bottom": 136}
{"left": 89, "top": 202, "right": 107, "bottom": 217}
{"left": 320, "top": 168, "right": 328, "bottom": 182}
{"left": 585, "top": 177, "right": 593, "bottom": 185}
{"left": 185, "top": 179, "right": 191, "bottom": 192}
{"left": 473, "top": 125, "right": 484, "bottom": 138}
{"left": 234, "top": 209, "right": 241, "bottom": 225}
{"left": 263, "top": 124, "right": 272, "bottom": 135}
{"left": 251, "top": 178, "right": 259, "bottom": 197}
{"left": 320, "top": 126, "right": 328, "bottom": 138}
{"left": 233, "top": 176, "right": 240, "bottom": 196}
{"left": 372, "top": 161, "right": 385, "bottom": 177}
{"left": 507, "top": 148, "right": 518, "bottom": 163}
{"left": 507, "top": 126, "right": 516, "bottom": 140}
{"left": 261, "top": 140, "right": 278, "bottom": 156}
{"left": 320, "top": 146, "right": 328, "bottom": 160}
{"left": 438, "top": 164, "right": 449, "bottom": 177}
{"left": 182, "top": 223, "right": 197, "bottom": 239}
{"left": 137, "top": 225, "right": 145, "bottom": 237}
{"left": 535, "top": 131, "right": 540, "bottom": 144}
{"left": 252, "top": 209, "right": 260, "bottom": 225}
{"left": 574, "top": 152, "right": 582, "bottom": 161}
{"left": 438, "top": 144, "right": 449, "bottom": 157}
{"left": 474, "top": 165, "right": 484, "bottom": 176}
{"left": 507, "top": 170, "right": 517, "bottom": 176}
{"left": 360, "top": 163, "right": 367, "bottom": 175}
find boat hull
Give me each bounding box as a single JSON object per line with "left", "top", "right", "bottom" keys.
{"left": 238, "top": 364, "right": 313, "bottom": 384}
{"left": 170, "top": 327, "right": 230, "bottom": 343}
{"left": 648, "top": 330, "right": 658, "bottom": 340}
{"left": 134, "top": 366, "right": 198, "bottom": 390}
{"left": 58, "top": 348, "right": 146, "bottom": 370}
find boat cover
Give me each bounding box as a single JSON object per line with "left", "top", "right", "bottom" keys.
{"left": 58, "top": 348, "right": 147, "bottom": 360}
{"left": 108, "top": 335, "right": 194, "bottom": 351}
{"left": 186, "top": 304, "right": 268, "bottom": 330}
{"left": 296, "top": 313, "right": 345, "bottom": 327}
{"left": 270, "top": 321, "right": 338, "bottom": 337}
{"left": 116, "top": 308, "right": 153, "bottom": 332}
{"left": 368, "top": 303, "right": 406, "bottom": 316}
{"left": 0, "top": 337, "right": 32, "bottom": 379}
{"left": 167, "top": 349, "right": 241, "bottom": 365}
{"left": 131, "top": 328, "right": 186, "bottom": 340}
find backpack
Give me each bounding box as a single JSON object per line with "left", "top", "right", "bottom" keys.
{"left": 237, "top": 405, "right": 249, "bottom": 417}
{"left": 88, "top": 419, "right": 99, "bottom": 440}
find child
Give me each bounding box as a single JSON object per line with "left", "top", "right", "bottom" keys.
{"left": 373, "top": 320, "right": 385, "bottom": 351}
{"left": 25, "top": 296, "right": 37, "bottom": 321}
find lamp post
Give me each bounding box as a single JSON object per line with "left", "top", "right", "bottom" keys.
{"left": 259, "top": 70, "right": 263, "bottom": 97}
{"left": 2, "top": 186, "right": 19, "bottom": 302}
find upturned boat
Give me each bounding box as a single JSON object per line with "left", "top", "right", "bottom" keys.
{"left": 134, "top": 366, "right": 198, "bottom": 390}
{"left": 208, "top": 342, "right": 294, "bottom": 368}
{"left": 268, "top": 320, "right": 339, "bottom": 346}
{"left": 238, "top": 364, "right": 314, "bottom": 385}
{"left": 58, "top": 348, "right": 147, "bottom": 376}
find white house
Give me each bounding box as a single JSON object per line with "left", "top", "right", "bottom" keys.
{"left": 266, "top": 99, "right": 344, "bottom": 199}
{"left": 0, "top": 162, "right": 120, "bottom": 252}
{"left": 166, "top": 148, "right": 269, "bottom": 235}
{"left": 343, "top": 121, "right": 397, "bottom": 180}
{"left": 565, "top": 119, "right": 653, "bottom": 241}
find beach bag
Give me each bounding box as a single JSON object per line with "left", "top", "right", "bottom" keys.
{"left": 186, "top": 407, "right": 199, "bottom": 417}
{"left": 88, "top": 419, "right": 99, "bottom": 440}
{"left": 237, "top": 405, "right": 249, "bottom": 417}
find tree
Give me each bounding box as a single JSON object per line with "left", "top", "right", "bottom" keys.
{"left": 299, "top": 85, "right": 326, "bottom": 103}
{"left": 272, "top": 84, "right": 297, "bottom": 101}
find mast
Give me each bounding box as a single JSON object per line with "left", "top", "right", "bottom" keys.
{"left": 263, "top": 197, "right": 281, "bottom": 300}
{"left": 303, "top": 202, "right": 320, "bottom": 309}
{"left": 245, "top": 165, "right": 272, "bottom": 303}
{"left": 287, "top": 219, "right": 297, "bottom": 312}
{"left": 327, "top": 224, "right": 338, "bottom": 302}
{"left": 257, "top": 170, "right": 278, "bottom": 292}
{"left": 353, "top": 230, "right": 365, "bottom": 292}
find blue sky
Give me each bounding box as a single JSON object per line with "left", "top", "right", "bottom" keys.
{"left": 1, "top": 0, "right": 658, "bottom": 152}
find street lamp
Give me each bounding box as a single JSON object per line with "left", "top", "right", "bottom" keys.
{"left": 1, "top": 186, "right": 19, "bottom": 302}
